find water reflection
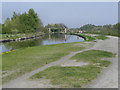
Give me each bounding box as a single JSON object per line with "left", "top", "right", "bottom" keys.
{"left": 42, "top": 34, "right": 84, "bottom": 45}
{"left": 0, "top": 45, "right": 12, "bottom": 53}
{"left": 1, "top": 34, "right": 84, "bottom": 53}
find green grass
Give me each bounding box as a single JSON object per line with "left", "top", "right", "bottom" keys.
{"left": 79, "top": 34, "right": 96, "bottom": 41}
{"left": 85, "top": 30, "right": 119, "bottom": 37}
{"left": 31, "top": 65, "right": 101, "bottom": 88}
{"left": 71, "top": 50, "right": 114, "bottom": 67}
{"left": 2, "top": 42, "right": 85, "bottom": 83}
{"left": 95, "top": 35, "right": 109, "bottom": 40}
{"left": 31, "top": 50, "right": 114, "bottom": 88}
{"left": 71, "top": 33, "right": 96, "bottom": 41}
{"left": 85, "top": 35, "right": 96, "bottom": 41}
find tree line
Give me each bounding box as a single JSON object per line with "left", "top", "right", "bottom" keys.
{"left": 72, "top": 23, "right": 119, "bottom": 37}
{"left": 2, "top": 9, "right": 45, "bottom": 34}
{"left": 45, "top": 23, "right": 67, "bottom": 29}
{"left": 1, "top": 9, "right": 68, "bottom": 34}
{"left": 1, "top": 8, "right": 119, "bottom": 37}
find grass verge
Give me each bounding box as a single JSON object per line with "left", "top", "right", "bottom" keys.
{"left": 71, "top": 50, "right": 114, "bottom": 67}
{"left": 79, "top": 34, "right": 96, "bottom": 41}
{"left": 70, "top": 33, "right": 96, "bottom": 41}
{"left": 31, "top": 50, "right": 114, "bottom": 88}
{"left": 2, "top": 42, "right": 85, "bottom": 83}
{"left": 31, "top": 65, "right": 101, "bottom": 88}
{"left": 95, "top": 35, "right": 109, "bottom": 40}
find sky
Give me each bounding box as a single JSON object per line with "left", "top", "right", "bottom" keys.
{"left": 2, "top": 2, "right": 118, "bottom": 28}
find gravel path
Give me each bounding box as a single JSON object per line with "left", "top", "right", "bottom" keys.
{"left": 85, "top": 36, "right": 118, "bottom": 88}
{"left": 2, "top": 36, "right": 118, "bottom": 88}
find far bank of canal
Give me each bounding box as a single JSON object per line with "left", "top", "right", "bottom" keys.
{"left": 0, "top": 34, "right": 85, "bottom": 53}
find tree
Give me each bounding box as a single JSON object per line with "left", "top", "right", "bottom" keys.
{"left": 0, "top": 23, "right": 2, "bottom": 34}
{"left": 59, "top": 23, "right": 68, "bottom": 29}
{"left": 45, "top": 23, "right": 67, "bottom": 29}
{"left": 19, "top": 9, "right": 42, "bottom": 33}
{"left": 11, "top": 12, "right": 18, "bottom": 20}
{"left": 3, "top": 8, "right": 43, "bottom": 34}
{"left": 80, "top": 24, "right": 95, "bottom": 30}
{"left": 4, "top": 18, "right": 10, "bottom": 27}
{"left": 27, "top": 9, "right": 39, "bottom": 32}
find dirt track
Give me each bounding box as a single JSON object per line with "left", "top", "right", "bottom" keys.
{"left": 85, "top": 36, "right": 118, "bottom": 88}
{"left": 2, "top": 36, "right": 118, "bottom": 88}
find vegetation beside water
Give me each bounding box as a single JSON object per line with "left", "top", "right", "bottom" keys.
{"left": 80, "top": 24, "right": 119, "bottom": 37}
{"left": 79, "top": 34, "right": 96, "bottom": 41}
{"left": 31, "top": 50, "right": 114, "bottom": 88}
{"left": 74, "top": 33, "right": 109, "bottom": 41}
{"left": 1, "top": 8, "right": 117, "bottom": 87}
{"left": 0, "top": 9, "right": 69, "bottom": 40}
{"left": 70, "top": 23, "right": 119, "bottom": 37}
{"left": 95, "top": 35, "right": 109, "bottom": 40}
{"left": 1, "top": 9, "right": 45, "bottom": 34}
{"left": 2, "top": 42, "right": 87, "bottom": 83}
{"left": 1, "top": 8, "right": 119, "bottom": 41}
{"left": 1, "top": 8, "right": 68, "bottom": 36}
{"left": 80, "top": 34, "right": 109, "bottom": 40}
{"left": 1, "top": 32, "right": 44, "bottom": 40}
{"left": 1, "top": 8, "right": 118, "bottom": 42}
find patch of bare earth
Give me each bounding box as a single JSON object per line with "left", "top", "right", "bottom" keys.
{"left": 2, "top": 71, "right": 15, "bottom": 78}
{"left": 60, "top": 60, "right": 89, "bottom": 67}
{"left": 73, "top": 42, "right": 94, "bottom": 49}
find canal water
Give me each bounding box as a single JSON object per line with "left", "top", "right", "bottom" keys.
{"left": 0, "top": 34, "right": 84, "bottom": 53}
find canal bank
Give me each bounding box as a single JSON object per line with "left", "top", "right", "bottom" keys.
{"left": 0, "top": 34, "right": 85, "bottom": 53}
{"left": 0, "top": 33, "right": 45, "bottom": 43}
{"left": 2, "top": 35, "right": 118, "bottom": 88}
{"left": 1, "top": 33, "right": 96, "bottom": 83}
{"left": 2, "top": 41, "right": 92, "bottom": 83}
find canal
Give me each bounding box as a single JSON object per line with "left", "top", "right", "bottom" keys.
{"left": 0, "top": 34, "right": 84, "bottom": 53}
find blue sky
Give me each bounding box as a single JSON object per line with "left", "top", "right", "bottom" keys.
{"left": 2, "top": 2, "right": 118, "bottom": 28}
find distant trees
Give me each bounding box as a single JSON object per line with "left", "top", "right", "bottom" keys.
{"left": 79, "top": 23, "right": 120, "bottom": 37}
{"left": 80, "top": 24, "right": 95, "bottom": 31}
{"left": 46, "top": 23, "right": 67, "bottom": 29}
{"left": 0, "top": 23, "right": 1, "bottom": 34}
{"left": 2, "top": 9, "right": 44, "bottom": 34}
